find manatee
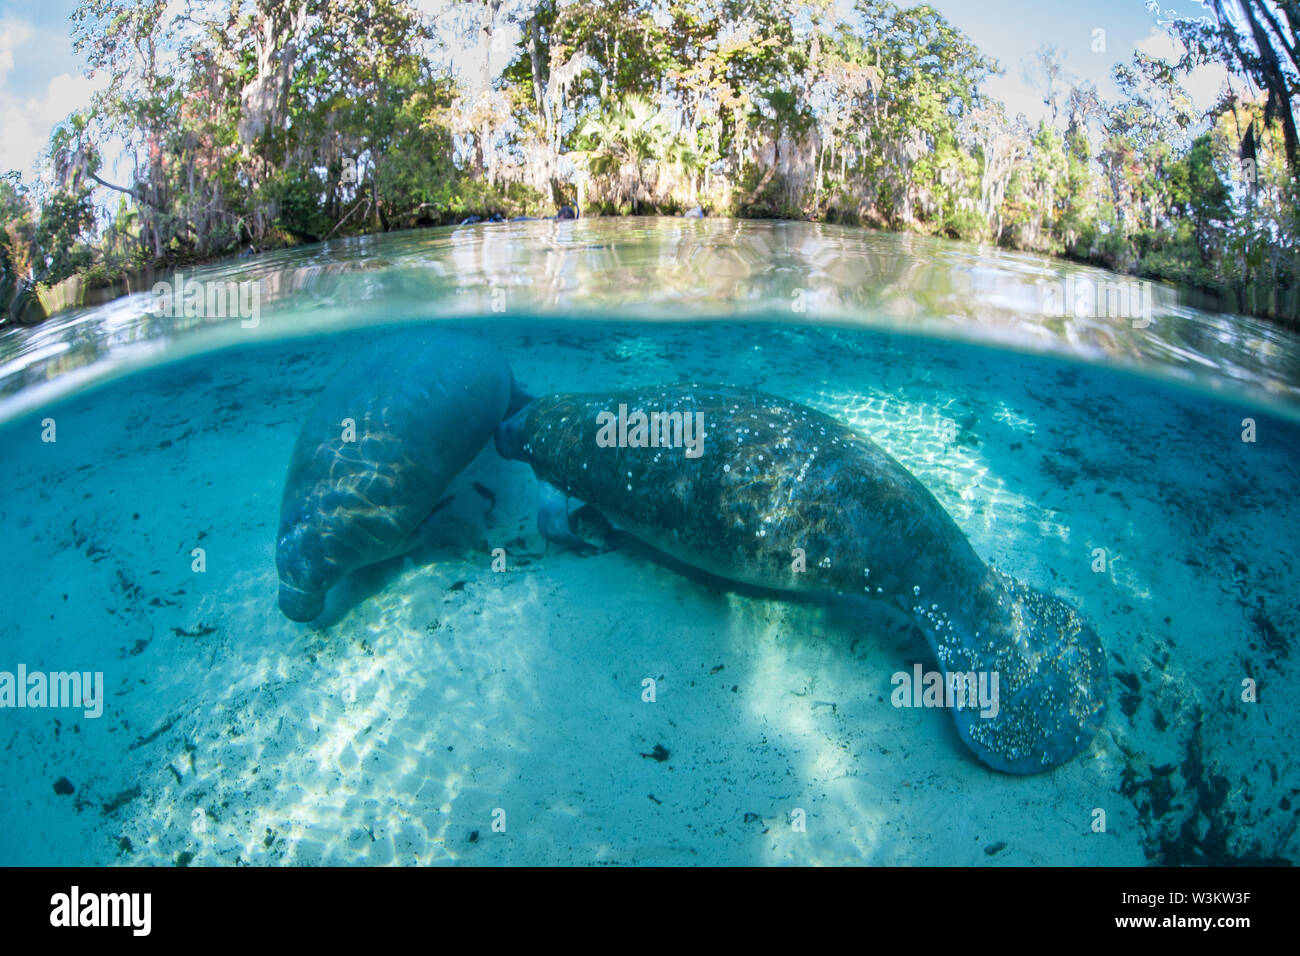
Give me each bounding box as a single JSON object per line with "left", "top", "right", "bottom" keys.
{"left": 276, "top": 328, "right": 525, "bottom": 622}
{"left": 496, "top": 383, "right": 1109, "bottom": 774}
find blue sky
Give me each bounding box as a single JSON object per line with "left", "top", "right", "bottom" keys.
{"left": 0, "top": 0, "right": 1228, "bottom": 182}
{"left": 934, "top": 0, "right": 1216, "bottom": 117}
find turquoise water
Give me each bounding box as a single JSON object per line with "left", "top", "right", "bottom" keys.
{"left": 0, "top": 219, "right": 1297, "bottom": 865}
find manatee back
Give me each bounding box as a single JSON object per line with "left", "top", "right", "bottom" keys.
{"left": 516, "top": 383, "right": 988, "bottom": 600}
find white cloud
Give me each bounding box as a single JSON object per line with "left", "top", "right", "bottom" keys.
{"left": 0, "top": 68, "right": 105, "bottom": 180}
{"left": 0, "top": 18, "right": 34, "bottom": 85}
{"left": 984, "top": 73, "right": 1052, "bottom": 125}
{"left": 0, "top": 16, "right": 106, "bottom": 180}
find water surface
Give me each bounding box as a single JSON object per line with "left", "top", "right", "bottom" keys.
{"left": 1, "top": 219, "right": 1297, "bottom": 865}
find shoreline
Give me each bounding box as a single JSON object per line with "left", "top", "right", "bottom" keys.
{"left": 13, "top": 213, "right": 1297, "bottom": 333}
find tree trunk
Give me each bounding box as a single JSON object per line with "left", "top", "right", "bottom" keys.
{"left": 479, "top": 0, "right": 502, "bottom": 183}
{"left": 1238, "top": 0, "right": 1300, "bottom": 173}
{"left": 527, "top": 16, "right": 546, "bottom": 119}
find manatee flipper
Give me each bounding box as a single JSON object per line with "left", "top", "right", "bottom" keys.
{"left": 571, "top": 503, "right": 621, "bottom": 550}
{"left": 537, "top": 481, "right": 600, "bottom": 552}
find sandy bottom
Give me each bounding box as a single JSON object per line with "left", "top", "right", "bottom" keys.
{"left": 1, "top": 318, "right": 1296, "bottom": 865}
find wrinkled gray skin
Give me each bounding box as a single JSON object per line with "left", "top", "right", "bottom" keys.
{"left": 497, "top": 383, "right": 1109, "bottom": 774}
{"left": 277, "top": 328, "right": 524, "bottom": 622}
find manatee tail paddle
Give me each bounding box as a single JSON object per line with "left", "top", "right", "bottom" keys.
{"left": 903, "top": 567, "right": 1110, "bottom": 774}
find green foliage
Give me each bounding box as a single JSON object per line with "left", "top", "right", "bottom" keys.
{"left": 575, "top": 95, "right": 701, "bottom": 214}
{"left": 35, "top": 189, "right": 96, "bottom": 283}
{"left": 0, "top": 175, "right": 37, "bottom": 281}
{"left": 262, "top": 168, "right": 330, "bottom": 243}
{"left": 942, "top": 206, "right": 987, "bottom": 241}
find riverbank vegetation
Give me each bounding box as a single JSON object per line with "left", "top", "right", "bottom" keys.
{"left": 1, "top": 0, "right": 1297, "bottom": 324}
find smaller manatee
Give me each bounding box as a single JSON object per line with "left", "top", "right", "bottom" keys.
{"left": 276, "top": 327, "right": 525, "bottom": 621}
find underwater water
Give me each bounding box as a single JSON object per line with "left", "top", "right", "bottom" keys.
{"left": 0, "top": 218, "right": 1297, "bottom": 865}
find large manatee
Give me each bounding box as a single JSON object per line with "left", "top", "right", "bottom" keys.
{"left": 276, "top": 328, "right": 524, "bottom": 621}
{"left": 496, "top": 383, "right": 1109, "bottom": 774}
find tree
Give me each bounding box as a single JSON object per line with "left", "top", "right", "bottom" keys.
{"left": 1171, "top": 0, "right": 1300, "bottom": 175}
{"left": 574, "top": 94, "right": 699, "bottom": 212}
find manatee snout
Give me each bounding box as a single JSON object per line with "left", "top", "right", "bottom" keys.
{"left": 495, "top": 404, "right": 531, "bottom": 461}
{"left": 278, "top": 581, "right": 326, "bottom": 622}
{"left": 275, "top": 520, "right": 332, "bottom": 621}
